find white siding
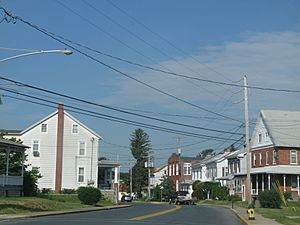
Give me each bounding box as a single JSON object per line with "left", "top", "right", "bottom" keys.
{"left": 251, "top": 116, "right": 273, "bottom": 149}
{"left": 9, "top": 111, "right": 100, "bottom": 191}
{"left": 21, "top": 114, "right": 58, "bottom": 190}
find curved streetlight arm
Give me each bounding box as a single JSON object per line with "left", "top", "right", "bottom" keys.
{"left": 0, "top": 49, "right": 73, "bottom": 63}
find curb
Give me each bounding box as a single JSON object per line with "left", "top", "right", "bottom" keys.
{"left": 0, "top": 204, "right": 131, "bottom": 220}
{"left": 197, "top": 204, "right": 250, "bottom": 225}
{"left": 230, "top": 208, "right": 251, "bottom": 225}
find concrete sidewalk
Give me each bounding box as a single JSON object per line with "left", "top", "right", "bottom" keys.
{"left": 231, "top": 206, "right": 282, "bottom": 225}
{"left": 0, "top": 204, "right": 131, "bottom": 220}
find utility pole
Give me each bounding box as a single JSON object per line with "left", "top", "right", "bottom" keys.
{"left": 244, "top": 75, "right": 251, "bottom": 203}
{"left": 147, "top": 151, "right": 153, "bottom": 200}
{"left": 177, "top": 137, "right": 181, "bottom": 192}
{"left": 130, "top": 165, "right": 133, "bottom": 195}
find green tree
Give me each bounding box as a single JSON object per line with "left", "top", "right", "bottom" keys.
{"left": 160, "top": 175, "right": 174, "bottom": 198}
{"left": 130, "top": 128, "right": 151, "bottom": 194}
{"left": 196, "top": 149, "right": 214, "bottom": 160}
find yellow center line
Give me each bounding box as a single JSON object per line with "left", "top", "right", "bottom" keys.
{"left": 130, "top": 205, "right": 182, "bottom": 221}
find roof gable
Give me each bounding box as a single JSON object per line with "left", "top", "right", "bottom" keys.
{"left": 252, "top": 110, "right": 300, "bottom": 148}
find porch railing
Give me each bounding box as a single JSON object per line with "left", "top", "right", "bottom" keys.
{"left": 0, "top": 174, "right": 23, "bottom": 186}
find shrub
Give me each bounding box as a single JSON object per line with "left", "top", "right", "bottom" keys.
{"left": 212, "top": 185, "right": 228, "bottom": 200}
{"left": 259, "top": 189, "right": 281, "bottom": 208}
{"left": 61, "top": 189, "right": 76, "bottom": 194}
{"left": 77, "top": 186, "right": 102, "bottom": 205}
{"left": 283, "top": 191, "right": 292, "bottom": 201}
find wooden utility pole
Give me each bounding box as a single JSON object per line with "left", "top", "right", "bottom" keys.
{"left": 244, "top": 76, "right": 251, "bottom": 203}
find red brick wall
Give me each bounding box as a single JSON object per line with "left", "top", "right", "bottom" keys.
{"left": 251, "top": 147, "right": 300, "bottom": 168}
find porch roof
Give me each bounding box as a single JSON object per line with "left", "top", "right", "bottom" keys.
{"left": 251, "top": 165, "right": 300, "bottom": 175}
{"left": 98, "top": 159, "right": 120, "bottom": 168}
{"left": 0, "top": 138, "right": 28, "bottom": 151}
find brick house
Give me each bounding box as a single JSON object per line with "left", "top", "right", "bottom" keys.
{"left": 167, "top": 153, "right": 199, "bottom": 193}
{"left": 250, "top": 110, "right": 300, "bottom": 199}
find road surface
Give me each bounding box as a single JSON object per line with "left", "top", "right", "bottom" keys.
{"left": 0, "top": 202, "right": 243, "bottom": 225}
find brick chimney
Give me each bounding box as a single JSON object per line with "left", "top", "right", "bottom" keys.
{"left": 55, "top": 102, "right": 64, "bottom": 193}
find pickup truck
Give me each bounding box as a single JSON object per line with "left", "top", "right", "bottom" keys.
{"left": 169, "top": 191, "right": 196, "bottom": 205}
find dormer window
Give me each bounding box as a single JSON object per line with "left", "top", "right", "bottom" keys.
{"left": 258, "top": 133, "right": 262, "bottom": 143}
{"left": 41, "top": 123, "right": 47, "bottom": 133}
{"left": 72, "top": 124, "right": 78, "bottom": 134}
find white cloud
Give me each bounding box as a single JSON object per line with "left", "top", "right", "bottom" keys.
{"left": 100, "top": 31, "right": 300, "bottom": 117}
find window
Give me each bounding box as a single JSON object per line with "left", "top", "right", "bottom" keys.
{"left": 183, "top": 163, "right": 191, "bottom": 175}
{"left": 258, "top": 133, "right": 262, "bottom": 143}
{"left": 169, "top": 165, "right": 171, "bottom": 176}
{"left": 273, "top": 150, "right": 277, "bottom": 164}
{"left": 72, "top": 124, "right": 78, "bottom": 133}
{"left": 176, "top": 163, "right": 179, "bottom": 175}
{"left": 253, "top": 153, "right": 256, "bottom": 166}
{"left": 290, "top": 150, "right": 297, "bottom": 164}
{"left": 78, "top": 167, "right": 84, "bottom": 182}
{"left": 41, "top": 123, "right": 47, "bottom": 133}
{"left": 32, "top": 140, "right": 40, "bottom": 157}
{"left": 291, "top": 175, "right": 298, "bottom": 189}
{"left": 266, "top": 151, "right": 269, "bottom": 165}
{"left": 172, "top": 164, "right": 175, "bottom": 176}
{"left": 79, "top": 141, "right": 86, "bottom": 155}
{"left": 259, "top": 153, "right": 262, "bottom": 166}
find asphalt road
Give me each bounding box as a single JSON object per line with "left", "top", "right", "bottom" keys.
{"left": 0, "top": 203, "right": 244, "bottom": 225}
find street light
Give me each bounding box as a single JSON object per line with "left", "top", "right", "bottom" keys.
{"left": 0, "top": 49, "right": 73, "bottom": 63}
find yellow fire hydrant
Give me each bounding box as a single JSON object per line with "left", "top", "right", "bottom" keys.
{"left": 247, "top": 208, "right": 255, "bottom": 220}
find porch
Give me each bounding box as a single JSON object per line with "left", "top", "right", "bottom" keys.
{"left": 251, "top": 167, "right": 300, "bottom": 198}
{"left": 0, "top": 138, "right": 28, "bottom": 197}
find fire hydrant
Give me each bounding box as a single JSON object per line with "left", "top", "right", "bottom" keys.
{"left": 247, "top": 203, "right": 255, "bottom": 220}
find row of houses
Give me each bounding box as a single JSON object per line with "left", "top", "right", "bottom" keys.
{"left": 153, "top": 110, "right": 300, "bottom": 200}
{"left": 1, "top": 103, "right": 120, "bottom": 198}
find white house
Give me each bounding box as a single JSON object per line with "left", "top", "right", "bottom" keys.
{"left": 5, "top": 103, "right": 102, "bottom": 193}
{"left": 150, "top": 164, "right": 168, "bottom": 188}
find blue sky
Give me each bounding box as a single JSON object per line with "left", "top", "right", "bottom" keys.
{"left": 1, "top": 0, "right": 300, "bottom": 169}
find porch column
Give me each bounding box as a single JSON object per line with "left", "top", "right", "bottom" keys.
{"left": 283, "top": 175, "right": 286, "bottom": 192}
{"left": 268, "top": 174, "right": 271, "bottom": 190}
{"left": 297, "top": 175, "right": 299, "bottom": 196}
{"left": 250, "top": 177, "right": 253, "bottom": 195}
{"left": 262, "top": 174, "right": 265, "bottom": 191}
{"left": 114, "top": 167, "right": 118, "bottom": 183}
{"left": 256, "top": 174, "right": 259, "bottom": 195}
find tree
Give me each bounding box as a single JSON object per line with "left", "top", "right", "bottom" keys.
{"left": 196, "top": 149, "right": 214, "bottom": 160}
{"left": 130, "top": 128, "right": 151, "bottom": 194}
{"left": 159, "top": 175, "right": 174, "bottom": 198}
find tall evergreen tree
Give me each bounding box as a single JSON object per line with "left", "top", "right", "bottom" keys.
{"left": 130, "top": 128, "right": 151, "bottom": 194}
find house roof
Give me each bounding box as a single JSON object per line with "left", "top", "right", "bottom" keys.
{"left": 0, "top": 129, "right": 22, "bottom": 134}
{"left": 226, "top": 148, "right": 246, "bottom": 159}
{"left": 251, "top": 165, "right": 300, "bottom": 175}
{"left": 261, "top": 110, "right": 300, "bottom": 147}
{"left": 0, "top": 137, "right": 29, "bottom": 149}
{"left": 17, "top": 110, "right": 102, "bottom": 140}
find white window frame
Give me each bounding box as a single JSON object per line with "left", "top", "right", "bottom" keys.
{"left": 77, "top": 166, "right": 85, "bottom": 183}
{"left": 273, "top": 150, "right": 277, "bottom": 165}
{"left": 290, "top": 150, "right": 297, "bottom": 165}
{"left": 41, "top": 123, "right": 47, "bottom": 133}
{"left": 172, "top": 164, "right": 175, "bottom": 176}
{"left": 253, "top": 153, "right": 256, "bottom": 166}
{"left": 78, "top": 141, "right": 86, "bottom": 156}
{"left": 266, "top": 151, "right": 269, "bottom": 165}
{"left": 32, "top": 139, "right": 40, "bottom": 157}
{"left": 72, "top": 124, "right": 79, "bottom": 134}
{"left": 183, "top": 163, "right": 191, "bottom": 175}
{"left": 291, "top": 175, "right": 298, "bottom": 189}
{"left": 258, "top": 133, "right": 262, "bottom": 143}
{"left": 259, "top": 153, "right": 262, "bottom": 166}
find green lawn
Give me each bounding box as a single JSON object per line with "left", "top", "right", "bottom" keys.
{"left": 197, "top": 199, "right": 300, "bottom": 225}
{"left": 255, "top": 201, "right": 300, "bottom": 225}
{"left": 0, "top": 194, "right": 115, "bottom": 214}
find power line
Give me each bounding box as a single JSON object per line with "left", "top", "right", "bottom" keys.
{"left": 0, "top": 76, "right": 243, "bottom": 135}
{"left": 1, "top": 90, "right": 243, "bottom": 141}
{"left": 0, "top": 10, "right": 244, "bottom": 123}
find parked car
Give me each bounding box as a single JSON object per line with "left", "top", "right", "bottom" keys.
{"left": 169, "top": 191, "right": 196, "bottom": 205}
{"left": 121, "top": 194, "right": 132, "bottom": 202}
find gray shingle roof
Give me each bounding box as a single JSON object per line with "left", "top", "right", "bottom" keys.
{"left": 261, "top": 110, "right": 300, "bottom": 147}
